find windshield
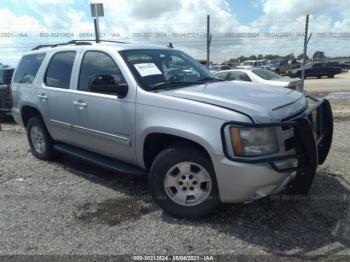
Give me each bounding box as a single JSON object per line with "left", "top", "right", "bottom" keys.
{"left": 119, "top": 49, "right": 218, "bottom": 91}
{"left": 267, "top": 59, "right": 282, "bottom": 66}
{"left": 304, "top": 63, "right": 313, "bottom": 69}
{"left": 253, "top": 69, "right": 281, "bottom": 80}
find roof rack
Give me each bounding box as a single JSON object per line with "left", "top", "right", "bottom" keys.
{"left": 32, "top": 41, "right": 92, "bottom": 50}
{"left": 32, "top": 39, "right": 129, "bottom": 51}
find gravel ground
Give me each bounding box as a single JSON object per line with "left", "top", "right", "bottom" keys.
{"left": 0, "top": 101, "right": 350, "bottom": 258}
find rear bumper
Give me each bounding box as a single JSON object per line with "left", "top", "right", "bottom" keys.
{"left": 215, "top": 96, "right": 333, "bottom": 203}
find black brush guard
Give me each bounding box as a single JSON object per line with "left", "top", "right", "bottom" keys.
{"left": 221, "top": 95, "right": 333, "bottom": 175}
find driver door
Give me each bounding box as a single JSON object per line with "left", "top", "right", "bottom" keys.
{"left": 70, "top": 50, "right": 135, "bottom": 163}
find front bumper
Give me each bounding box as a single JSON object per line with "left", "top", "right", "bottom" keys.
{"left": 215, "top": 96, "right": 333, "bottom": 203}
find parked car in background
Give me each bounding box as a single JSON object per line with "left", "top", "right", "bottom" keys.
{"left": 209, "top": 64, "right": 231, "bottom": 73}
{"left": 326, "top": 61, "right": 349, "bottom": 72}
{"left": 266, "top": 59, "right": 290, "bottom": 75}
{"left": 214, "top": 69, "right": 302, "bottom": 90}
{"left": 0, "top": 67, "right": 14, "bottom": 119}
{"left": 12, "top": 41, "right": 333, "bottom": 218}
{"left": 235, "top": 60, "right": 263, "bottom": 69}
{"left": 340, "top": 62, "right": 350, "bottom": 70}
{"left": 288, "top": 62, "right": 342, "bottom": 78}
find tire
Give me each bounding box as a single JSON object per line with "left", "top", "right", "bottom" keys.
{"left": 317, "top": 75, "right": 322, "bottom": 79}
{"left": 149, "top": 145, "right": 220, "bottom": 218}
{"left": 286, "top": 171, "right": 315, "bottom": 196}
{"left": 328, "top": 74, "right": 334, "bottom": 78}
{"left": 26, "top": 116, "right": 58, "bottom": 160}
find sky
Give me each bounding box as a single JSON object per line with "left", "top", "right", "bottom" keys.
{"left": 0, "top": 0, "right": 350, "bottom": 66}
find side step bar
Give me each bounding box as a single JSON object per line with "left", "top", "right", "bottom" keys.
{"left": 54, "top": 143, "right": 147, "bottom": 176}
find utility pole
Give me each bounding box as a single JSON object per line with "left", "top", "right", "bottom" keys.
{"left": 301, "top": 14, "right": 312, "bottom": 93}
{"left": 90, "top": 3, "right": 104, "bottom": 43}
{"left": 206, "top": 15, "right": 212, "bottom": 69}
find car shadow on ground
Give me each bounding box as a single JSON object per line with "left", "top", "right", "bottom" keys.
{"left": 56, "top": 156, "right": 350, "bottom": 257}
{"left": 163, "top": 171, "right": 350, "bottom": 257}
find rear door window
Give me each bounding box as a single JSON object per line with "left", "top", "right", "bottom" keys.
{"left": 45, "top": 51, "right": 76, "bottom": 89}
{"left": 13, "top": 53, "right": 46, "bottom": 84}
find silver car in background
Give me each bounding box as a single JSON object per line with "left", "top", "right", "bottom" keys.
{"left": 215, "top": 68, "right": 302, "bottom": 91}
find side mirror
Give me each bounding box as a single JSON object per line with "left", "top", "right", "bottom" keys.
{"left": 89, "top": 75, "right": 128, "bottom": 98}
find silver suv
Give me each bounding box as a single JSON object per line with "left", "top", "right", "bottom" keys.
{"left": 11, "top": 40, "right": 333, "bottom": 218}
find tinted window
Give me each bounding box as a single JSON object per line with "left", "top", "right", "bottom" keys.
{"left": 4, "top": 69, "right": 14, "bottom": 84}
{"left": 45, "top": 52, "right": 76, "bottom": 89}
{"left": 0, "top": 69, "right": 4, "bottom": 84}
{"left": 13, "top": 53, "right": 46, "bottom": 84}
{"left": 78, "top": 51, "right": 126, "bottom": 93}
{"left": 227, "top": 71, "right": 252, "bottom": 82}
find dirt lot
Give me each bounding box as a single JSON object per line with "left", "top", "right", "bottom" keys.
{"left": 0, "top": 75, "right": 350, "bottom": 258}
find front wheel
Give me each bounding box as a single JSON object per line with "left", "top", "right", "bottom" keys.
{"left": 149, "top": 145, "right": 220, "bottom": 218}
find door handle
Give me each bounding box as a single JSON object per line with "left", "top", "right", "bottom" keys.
{"left": 38, "top": 94, "right": 48, "bottom": 101}
{"left": 73, "top": 101, "right": 87, "bottom": 108}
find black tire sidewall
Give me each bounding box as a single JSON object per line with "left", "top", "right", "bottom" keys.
{"left": 27, "top": 117, "right": 56, "bottom": 160}
{"left": 149, "top": 145, "right": 220, "bottom": 218}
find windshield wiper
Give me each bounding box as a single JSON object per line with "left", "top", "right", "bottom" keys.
{"left": 152, "top": 77, "right": 223, "bottom": 91}
{"left": 153, "top": 81, "right": 198, "bottom": 90}
{"left": 194, "top": 77, "right": 224, "bottom": 83}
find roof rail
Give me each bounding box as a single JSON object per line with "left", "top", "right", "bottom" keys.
{"left": 31, "top": 39, "right": 131, "bottom": 51}
{"left": 68, "top": 39, "right": 129, "bottom": 44}
{"left": 32, "top": 41, "right": 92, "bottom": 50}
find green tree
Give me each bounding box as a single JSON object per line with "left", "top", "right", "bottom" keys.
{"left": 248, "top": 55, "right": 257, "bottom": 60}
{"left": 297, "top": 53, "right": 309, "bottom": 61}
{"left": 313, "top": 51, "right": 325, "bottom": 61}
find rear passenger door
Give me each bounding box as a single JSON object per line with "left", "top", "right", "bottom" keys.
{"left": 70, "top": 50, "right": 135, "bottom": 164}
{"left": 39, "top": 51, "right": 77, "bottom": 143}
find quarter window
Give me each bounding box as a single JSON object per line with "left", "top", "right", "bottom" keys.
{"left": 13, "top": 53, "right": 46, "bottom": 84}
{"left": 78, "top": 51, "right": 126, "bottom": 93}
{"left": 45, "top": 51, "right": 76, "bottom": 89}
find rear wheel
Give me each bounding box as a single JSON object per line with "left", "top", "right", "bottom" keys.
{"left": 27, "top": 116, "right": 58, "bottom": 160}
{"left": 149, "top": 145, "right": 220, "bottom": 218}
{"left": 328, "top": 74, "right": 334, "bottom": 78}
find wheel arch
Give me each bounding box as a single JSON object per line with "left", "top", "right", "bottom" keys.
{"left": 21, "top": 105, "right": 43, "bottom": 127}
{"left": 141, "top": 129, "right": 215, "bottom": 172}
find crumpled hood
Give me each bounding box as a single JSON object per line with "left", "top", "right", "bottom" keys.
{"left": 161, "top": 81, "right": 307, "bottom": 122}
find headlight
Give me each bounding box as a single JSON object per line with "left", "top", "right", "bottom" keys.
{"left": 229, "top": 127, "right": 279, "bottom": 157}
